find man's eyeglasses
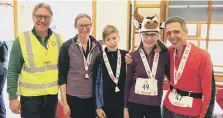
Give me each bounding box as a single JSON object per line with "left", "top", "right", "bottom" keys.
{"left": 34, "top": 14, "right": 51, "bottom": 22}
{"left": 166, "top": 30, "right": 180, "bottom": 36}
{"left": 76, "top": 24, "right": 92, "bottom": 29}
{"left": 141, "top": 33, "right": 158, "bottom": 39}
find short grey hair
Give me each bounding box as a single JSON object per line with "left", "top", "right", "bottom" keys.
{"left": 32, "top": 3, "right": 53, "bottom": 17}
{"left": 165, "top": 16, "right": 186, "bottom": 29}
{"left": 74, "top": 13, "right": 91, "bottom": 27}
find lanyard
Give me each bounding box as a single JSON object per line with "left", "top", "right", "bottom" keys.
{"left": 76, "top": 39, "right": 92, "bottom": 77}
{"left": 173, "top": 43, "right": 191, "bottom": 85}
{"left": 139, "top": 48, "right": 159, "bottom": 79}
{"left": 103, "top": 49, "right": 121, "bottom": 85}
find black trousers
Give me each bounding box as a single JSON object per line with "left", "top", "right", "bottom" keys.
{"left": 162, "top": 106, "right": 197, "bottom": 118}
{"left": 0, "top": 68, "right": 6, "bottom": 118}
{"left": 128, "top": 102, "right": 161, "bottom": 118}
{"left": 20, "top": 94, "right": 58, "bottom": 118}
{"left": 67, "top": 94, "right": 95, "bottom": 118}
{"left": 102, "top": 105, "right": 123, "bottom": 118}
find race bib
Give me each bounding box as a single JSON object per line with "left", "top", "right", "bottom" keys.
{"left": 135, "top": 78, "right": 158, "bottom": 96}
{"left": 168, "top": 89, "right": 193, "bottom": 108}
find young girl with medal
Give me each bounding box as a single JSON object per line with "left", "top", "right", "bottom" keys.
{"left": 95, "top": 25, "right": 127, "bottom": 118}
{"left": 124, "top": 8, "right": 170, "bottom": 118}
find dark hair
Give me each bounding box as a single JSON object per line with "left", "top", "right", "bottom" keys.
{"left": 165, "top": 16, "right": 186, "bottom": 29}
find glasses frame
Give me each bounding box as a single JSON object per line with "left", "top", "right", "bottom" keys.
{"left": 140, "top": 32, "right": 158, "bottom": 39}
{"left": 34, "top": 14, "right": 52, "bottom": 22}
{"left": 76, "top": 24, "right": 92, "bottom": 29}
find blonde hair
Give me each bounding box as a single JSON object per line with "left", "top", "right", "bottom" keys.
{"left": 102, "top": 25, "right": 119, "bottom": 41}
{"left": 32, "top": 3, "right": 53, "bottom": 17}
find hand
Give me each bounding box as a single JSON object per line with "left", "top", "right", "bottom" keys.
{"left": 155, "top": 44, "right": 161, "bottom": 53}
{"left": 124, "top": 108, "right": 129, "bottom": 118}
{"left": 96, "top": 108, "right": 106, "bottom": 118}
{"left": 125, "top": 51, "right": 133, "bottom": 64}
{"left": 9, "top": 99, "right": 21, "bottom": 114}
{"left": 63, "top": 104, "right": 71, "bottom": 118}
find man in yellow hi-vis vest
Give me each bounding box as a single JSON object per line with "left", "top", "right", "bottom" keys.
{"left": 7, "top": 3, "right": 63, "bottom": 118}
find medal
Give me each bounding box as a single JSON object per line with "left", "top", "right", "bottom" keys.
{"left": 85, "top": 71, "right": 89, "bottom": 79}
{"left": 103, "top": 48, "right": 121, "bottom": 92}
{"left": 115, "top": 86, "right": 120, "bottom": 92}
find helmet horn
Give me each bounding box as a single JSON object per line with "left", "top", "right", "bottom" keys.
{"left": 134, "top": 8, "right": 144, "bottom": 23}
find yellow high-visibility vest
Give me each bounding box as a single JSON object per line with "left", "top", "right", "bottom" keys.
{"left": 18, "top": 31, "right": 63, "bottom": 96}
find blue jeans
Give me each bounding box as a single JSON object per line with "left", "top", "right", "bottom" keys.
{"left": 20, "top": 94, "right": 58, "bottom": 118}
{"left": 0, "top": 68, "right": 6, "bottom": 118}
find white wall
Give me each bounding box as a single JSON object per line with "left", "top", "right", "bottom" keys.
{"left": 0, "top": 3, "right": 14, "bottom": 40}
{"left": 96, "top": 0, "right": 128, "bottom": 50}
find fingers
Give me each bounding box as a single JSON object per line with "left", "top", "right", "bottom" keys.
{"left": 64, "top": 112, "right": 71, "bottom": 118}
{"left": 98, "top": 114, "right": 103, "bottom": 118}
{"left": 14, "top": 109, "right": 21, "bottom": 114}
{"left": 102, "top": 111, "right": 106, "bottom": 118}
{"left": 68, "top": 109, "right": 71, "bottom": 116}
{"left": 10, "top": 104, "right": 21, "bottom": 114}
{"left": 63, "top": 105, "right": 71, "bottom": 118}
{"left": 98, "top": 112, "right": 106, "bottom": 118}
{"left": 64, "top": 110, "right": 71, "bottom": 118}
{"left": 65, "top": 114, "right": 71, "bottom": 118}
{"left": 12, "top": 107, "right": 21, "bottom": 114}
{"left": 125, "top": 53, "right": 133, "bottom": 64}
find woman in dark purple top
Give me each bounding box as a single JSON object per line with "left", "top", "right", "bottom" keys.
{"left": 124, "top": 9, "right": 170, "bottom": 118}
{"left": 58, "top": 14, "right": 102, "bottom": 118}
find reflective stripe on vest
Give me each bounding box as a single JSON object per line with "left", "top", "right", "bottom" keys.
{"left": 19, "top": 81, "right": 58, "bottom": 89}
{"left": 22, "top": 65, "right": 57, "bottom": 73}
{"left": 22, "top": 31, "right": 61, "bottom": 73}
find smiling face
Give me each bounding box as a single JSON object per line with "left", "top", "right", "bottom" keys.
{"left": 32, "top": 7, "right": 52, "bottom": 32}
{"left": 165, "top": 22, "right": 188, "bottom": 49}
{"left": 141, "top": 31, "right": 159, "bottom": 49}
{"left": 104, "top": 32, "right": 119, "bottom": 52}
{"left": 75, "top": 17, "right": 92, "bottom": 40}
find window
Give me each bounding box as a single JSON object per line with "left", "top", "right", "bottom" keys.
{"left": 186, "top": 24, "right": 197, "bottom": 36}
{"left": 208, "top": 41, "right": 223, "bottom": 66}
{"left": 187, "top": 40, "right": 197, "bottom": 45}
{"left": 201, "top": 24, "right": 207, "bottom": 38}
{"left": 199, "top": 40, "right": 206, "bottom": 50}
{"left": 209, "top": 24, "right": 223, "bottom": 39}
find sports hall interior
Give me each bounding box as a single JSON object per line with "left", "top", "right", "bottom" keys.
{"left": 0, "top": 0, "right": 222, "bottom": 118}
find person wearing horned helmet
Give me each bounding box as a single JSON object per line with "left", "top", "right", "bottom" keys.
{"left": 124, "top": 8, "right": 170, "bottom": 118}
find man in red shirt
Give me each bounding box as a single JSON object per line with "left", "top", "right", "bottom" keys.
{"left": 162, "top": 16, "right": 215, "bottom": 118}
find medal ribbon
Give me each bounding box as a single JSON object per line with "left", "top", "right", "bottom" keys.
{"left": 139, "top": 48, "right": 159, "bottom": 79}
{"left": 103, "top": 49, "right": 121, "bottom": 85}
{"left": 173, "top": 43, "right": 191, "bottom": 85}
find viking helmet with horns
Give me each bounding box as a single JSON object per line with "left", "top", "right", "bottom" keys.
{"left": 134, "top": 8, "right": 164, "bottom": 33}
{"left": 134, "top": 8, "right": 167, "bottom": 51}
